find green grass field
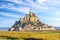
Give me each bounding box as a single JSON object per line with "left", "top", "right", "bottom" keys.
{"left": 0, "top": 31, "right": 60, "bottom": 40}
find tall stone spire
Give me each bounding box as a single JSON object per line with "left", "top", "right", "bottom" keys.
{"left": 30, "top": 8, "right": 32, "bottom": 12}
{"left": 29, "top": 8, "right": 33, "bottom": 16}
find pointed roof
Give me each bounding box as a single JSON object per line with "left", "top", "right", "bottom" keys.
{"left": 29, "top": 8, "right": 35, "bottom": 17}
{"left": 29, "top": 8, "right": 36, "bottom": 17}
{"left": 29, "top": 8, "right": 32, "bottom": 14}
{"left": 30, "top": 8, "right": 32, "bottom": 12}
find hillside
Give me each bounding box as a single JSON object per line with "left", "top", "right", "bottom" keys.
{"left": 8, "top": 9, "right": 55, "bottom": 31}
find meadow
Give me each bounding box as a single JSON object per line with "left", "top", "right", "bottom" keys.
{"left": 0, "top": 31, "right": 60, "bottom": 40}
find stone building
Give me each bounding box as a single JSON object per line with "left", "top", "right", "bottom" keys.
{"left": 8, "top": 8, "right": 56, "bottom": 31}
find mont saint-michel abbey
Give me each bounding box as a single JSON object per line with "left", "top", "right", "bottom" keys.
{"left": 8, "top": 9, "right": 55, "bottom": 31}
{"left": 20, "top": 9, "right": 38, "bottom": 24}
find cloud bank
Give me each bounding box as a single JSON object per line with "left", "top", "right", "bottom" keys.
{"left": 0, "top": 0, "right": 60, "bottom": 27}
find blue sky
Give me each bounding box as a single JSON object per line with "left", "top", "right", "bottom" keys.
{"left": 0, "top": 0, "right": 60, "bottom": 28}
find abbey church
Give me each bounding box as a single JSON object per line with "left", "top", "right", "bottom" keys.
{"left": 8, "top": 9, "right": 55, "bottom": 31}
{"left": 20, "top": 9, "right": 38, "bottom": 23}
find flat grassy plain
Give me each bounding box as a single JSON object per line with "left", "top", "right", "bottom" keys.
{"left": 0, "top": 31, "right": 60, "bottom": 40}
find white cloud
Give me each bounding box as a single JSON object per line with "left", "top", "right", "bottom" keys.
{"left": 41, "top": 16, "right": 60, "bottom": 21}
{"left": 1, "top": 0, "right": 56, "bottom": 14}
{"left": 54, "top": 11, "right": 60, "bottom": 15}
{"left": 0, "top": 0, "right": 60, "bottom": 27}
{"left": 0, "top": 18, "right": 16, "bottom": 27}
{"left": 40, "top": 16, "right": 60, "bottom": 26}
{"left": 7, "top": 6, "right": 30, "bottom": 14}
{"left": 0, "top": 4, "right": 6, "bottom": 8}
{"left": 0, "top": 12, "right": 22, "bottom": 18}
{"left": 0, "top": 4, "right": 30, "bottom": 14}
{"left": 3, "top": 0, "right": 50, "bottom": 10}
{"left": 37, "top": 0, "right": 46, "bottom": 3}
{"left": 2, "top": 0, "right": 60, "bottom": 10}
{"left": 6, "top": 0, "right": 30, "bottom": 6}
{"left": 47, "top": 18, "right": 60, "bottom": 21}
{"left": 7, "top": 0, "right": 22, "bottom": 4}
{"left": 47, "top": 21, "right": 60, "bottom": 26}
